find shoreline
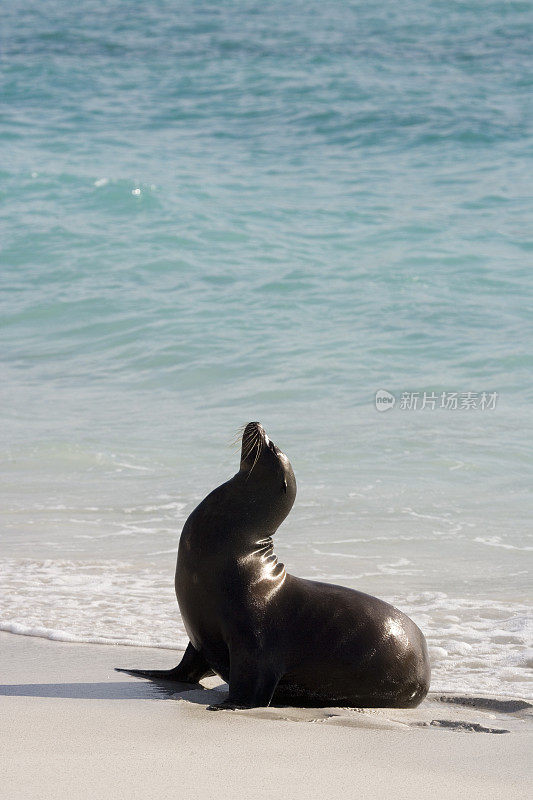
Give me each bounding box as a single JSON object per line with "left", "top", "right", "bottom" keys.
{"left": 1, "top": 632, "right": 531, "bottom": 799}
{"left": 2, "top": 623, "right": 531, "bottom": 701}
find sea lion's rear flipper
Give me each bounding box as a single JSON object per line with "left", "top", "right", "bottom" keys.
{"left": 115, "top": 641, "right": 214, "bottom": 683}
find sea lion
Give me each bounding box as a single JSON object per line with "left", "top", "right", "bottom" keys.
{"left": 117, "top": 422, "right": 430, "bottom": 709}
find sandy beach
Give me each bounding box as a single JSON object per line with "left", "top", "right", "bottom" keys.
{"left": 1, "top": 631, "right": 531, "bottom": 800}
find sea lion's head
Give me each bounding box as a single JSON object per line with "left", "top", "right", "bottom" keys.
{"left": 238, "top": 422, "right": 296, "bottom": 526}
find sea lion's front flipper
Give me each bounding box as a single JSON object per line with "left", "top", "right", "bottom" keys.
{"left": 207, "top": 653, "right": 280, "bottom": 710}
{"left": 116, "top": 641, "right": 214, "bottom": 683}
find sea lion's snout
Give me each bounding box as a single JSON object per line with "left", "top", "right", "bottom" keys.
{"left": 240, "top": 422, "right": 265, "bottom": 471}
{"left": 240, "top": 421, "right": 285, "bottom": 476}
{"left": 241, "top": 421, "right": 270, "bottom": 452}
{"left": 243, "top": 421, "right": 265, "bottom": 439}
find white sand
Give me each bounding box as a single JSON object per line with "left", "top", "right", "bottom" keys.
{"left": 1, "top": 632, "right": 531, "bottom": 799}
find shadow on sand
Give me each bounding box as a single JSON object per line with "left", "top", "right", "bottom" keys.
{"left": 0, "top": 679, "right": 223, "bottom": 702}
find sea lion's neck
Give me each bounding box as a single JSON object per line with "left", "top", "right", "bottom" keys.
{"left": 238, "top": 534, "right": 286, "bottom": 585}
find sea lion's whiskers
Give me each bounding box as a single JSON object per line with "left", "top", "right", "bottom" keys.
{"left": 242, "top": 429, "right": 258, "bottom": 454}
{"left": 241, "top": 427, "right": 259, "bottom": 456}
{"left": 236, "top": 423, "right": 267, "bottom": 477}
{"left": 241, "top": 434, "right": 259, "bottom": 465}
{"left": 231, "top": 424, "right": 248, "bottom": 448}
{"left": 248, "top": 436, "right": 264, "bottom": 477}
{"left": 241, "top": 441, "right": 256, "bottom": 463}
{"left": 231, "top": 435, "right": 246, "bottom": 452}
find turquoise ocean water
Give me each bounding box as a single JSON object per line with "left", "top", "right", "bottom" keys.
{"left": 1, "top": 1, "right": 532, "bottom": 697}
